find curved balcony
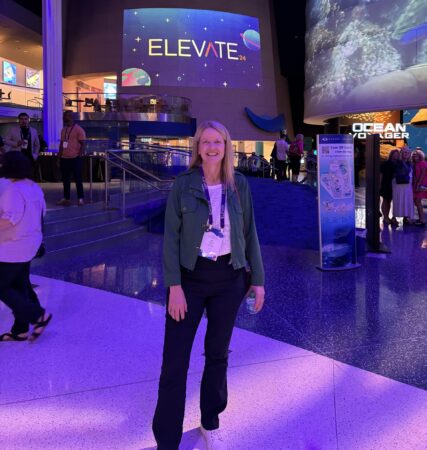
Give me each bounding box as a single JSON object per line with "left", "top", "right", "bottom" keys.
{"left": 63, "top": 93, "right": 192, "bottom": 123}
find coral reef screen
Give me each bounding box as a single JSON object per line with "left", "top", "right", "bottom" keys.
{"left": 305, "top": 0, "right": 427, "bottom": 123}
{"left": 122, "top": 8, "right": 262, "bottom": 89}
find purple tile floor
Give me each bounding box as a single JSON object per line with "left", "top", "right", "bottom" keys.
{"left": 1, "top": 276, "right": 426, "bottom": 450}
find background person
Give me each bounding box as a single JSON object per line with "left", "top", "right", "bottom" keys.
{"left": 288, "top": 133, "right": 304, "bottom": 182}
{"left": 412, "top": 149, "right": 427, "bottom": 226}
{"left": 392, "top": 148, "right": 414, "bottom": 225}
{"left": 272, "top": 133, "right": 289, "bottom": 181}
{"left": 57, "top": 110, "right": 86, "bottom": 206}
{"left": 380, "top": 149, "right": 400, "bottom": 226}
{"left": 153, "top": 121, "right": 265, "bottom": 450}
{"left": 4, "top": 112, "right": 40, "bottom": 169}
{"left": 0, "top": 152, "right": 52, "bottom": 342}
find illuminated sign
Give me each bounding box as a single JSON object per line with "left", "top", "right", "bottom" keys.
{"left": 122, "top": 8, "right": 262, "bottom": 89}
{"left": 26, "top": 69, "right": 41, "bottom": 88}
{"left": 3, "top": 61, "right": 16, "bottom": 85}
{"left": 351, "top": 123, "right": 409, "bottom": 140}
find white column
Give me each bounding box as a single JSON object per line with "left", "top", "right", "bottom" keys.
{"left": 42, "top": 0, "right": 63, "bottom": 151}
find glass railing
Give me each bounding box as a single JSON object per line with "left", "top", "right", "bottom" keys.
{"left": 0, "top": 81, "right": 43, "bottom": 108}
{"left": 62, "top": 92, "right": 192, "bottom": 116}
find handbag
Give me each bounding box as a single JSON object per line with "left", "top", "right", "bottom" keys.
{"left": 34, "top": 242, "right": 46, "bottom": 258}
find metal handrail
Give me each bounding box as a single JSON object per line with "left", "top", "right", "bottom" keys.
{"left": 103, "top": 149, "right": 172, "bottom": 218}
{"left": 106, "top": 149, "right": 174, "bottom": 183}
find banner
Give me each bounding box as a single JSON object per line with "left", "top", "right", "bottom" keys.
{"left": 317, "top": 134, "right": 359, "bottom": 270}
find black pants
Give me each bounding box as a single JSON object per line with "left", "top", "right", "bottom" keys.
{"left": 276, "top": 160, "right": 288, "bottom": 181}
{"left": 60, "top": 157, "right": 84, "bottom": 200}
{"left": 0, "top": 262, "right": 44, "bottom": 334}
{"left": 289, "top": 154, "right": 302, "bottom": 176}
{"left": 153, "top": 255, "right": 247, "bottom": 450}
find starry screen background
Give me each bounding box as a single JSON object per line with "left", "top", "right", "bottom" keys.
{"left": 122, "top": 8, "right": 262, "bottom": 89}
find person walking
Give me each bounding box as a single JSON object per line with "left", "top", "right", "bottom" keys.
{"left": 288, "top": 134, "right": 304, "bottom": 183}
{"left": 412, "top": 149, "right": 427, "bottom": 226}
{"left": 0, "top": 152, "right": 52, "bottom": 342}
{"left": 152, "top": 121, "right": 265, "bottom": 450}
{"left": 392, "top": 147, "right": 414, "bottom": 225}
{"left": 56, "top": 110, "right": 86, "bottom": 206}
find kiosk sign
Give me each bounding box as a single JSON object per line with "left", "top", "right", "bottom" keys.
{"left": 317, "top": 134, "right": 358, "bottom": 270}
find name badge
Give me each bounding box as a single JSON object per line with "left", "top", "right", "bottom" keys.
{"left": 63, "top": 141, "right": 68, "bottom": 149}
{"left": 199, "top": 228, "right": 224, "bottom": 261}
{"left": 21, "top": 139, "right": 28, "bottom": 149}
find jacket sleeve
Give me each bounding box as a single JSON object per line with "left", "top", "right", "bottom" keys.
{"left": 240, "top": 176, "right": 265, "bottom": 286}
{"left": 162, "top": 179, "right": 183, "bottom": 287}
{"left": 32, "top": 129, "right": 40, "bottom": 159}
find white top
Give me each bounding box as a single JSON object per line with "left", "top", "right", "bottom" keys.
{"left": 276, "top": 139, "right": 289, "bottom": 161}
{"left": 0, "top": 178, "right": 46, "bottom": 262}
{"left": 200, "top": 184, "right": 231, "bottom": 257}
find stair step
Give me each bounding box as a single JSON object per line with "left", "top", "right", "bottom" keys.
{"left": 32, "top": 225, "right": 147, "bottom": 268}
{"left": 45, "top": 202, "right": 110, "bottom": 222}
{"left": 44, "top": 209, "right": 122, "bottom": 235}
{"left": 45, "top": 219, "right": 140, "bottom": 252}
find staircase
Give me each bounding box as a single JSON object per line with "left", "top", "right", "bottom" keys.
{"left": 32, "top": 190, "right": 168, "bottom": 267}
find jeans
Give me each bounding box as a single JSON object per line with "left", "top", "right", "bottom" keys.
{"left": 153, "top": 255, "right": 247, "bottom": 450}
{"left": 0, "top": 261, "right": 44, "bottom": 334}
{"left": 60, "top": 156, "right": 84, "bottom": 200}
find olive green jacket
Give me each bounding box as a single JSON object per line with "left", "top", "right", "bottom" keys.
{"left": 163, "top": 167, "right": 264, "bottom": 287}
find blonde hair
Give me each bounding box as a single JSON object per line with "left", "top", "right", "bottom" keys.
{"left": 400, "top": 147, "right": 411, "bottom": 161}
{"left": 412, "top": 149, "right": 426, "bottom": 162}
{"left": 189, "top": 121, "right": 235, "bottom": 189}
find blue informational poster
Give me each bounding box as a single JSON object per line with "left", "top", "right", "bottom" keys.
{"left": 317, "top": 134, "right": 359, "bottom": 270}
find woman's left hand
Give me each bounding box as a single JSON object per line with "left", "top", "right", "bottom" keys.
{"left": 250, "top": 285, "right": 265, "bottom": 313}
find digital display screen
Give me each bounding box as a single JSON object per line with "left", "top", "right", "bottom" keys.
{"left": 3, "top": 61, "right": 17, "bottom": 85}
{"left": 122, "top": 8, "right": 262, "bottom": 89}
{"left": 26, "top": 69, "right": 40, "bottom": 88}
{"left": 305, "top": 0, "right": 427, "bottom": 123}
{"left": 104, "top": 81, "right": 117, "bottom": 99}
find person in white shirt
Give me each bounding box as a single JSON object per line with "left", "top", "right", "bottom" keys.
{"left": 0, "top": 152, "right": 52, "bottom": 342}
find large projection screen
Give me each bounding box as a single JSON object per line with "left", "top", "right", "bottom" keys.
{"left": 122, "top": 8, "right": 262, "bottom": 89}
{"left": 305, "top": 0, "right": 427, "bottom": 124}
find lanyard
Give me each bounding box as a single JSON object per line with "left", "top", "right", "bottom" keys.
{"left": 200, "top": 166, "right": 226, "bottom": 232}
{"left": 64, "top": 124, "right": 75, "bottom": 141}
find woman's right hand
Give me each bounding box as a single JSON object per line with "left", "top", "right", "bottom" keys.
{"left": 168, "top": 285, "right": 188, "bottom": 322}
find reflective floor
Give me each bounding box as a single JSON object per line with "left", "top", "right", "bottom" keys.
{"left": 1, "top": 277, "right": 426, "bottom": 449}
{"left": 32, "top": 178, "right": 427, "bottom": 391}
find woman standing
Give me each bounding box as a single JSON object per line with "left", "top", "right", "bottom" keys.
{"left": 0, "top": 152, "right": 52, "bottom": 341}
{"left": 412, "top": 149, "right": 427, "bottom": 226}
{"left": 153, "top": 121, "right": 265, "bottom": 450}
{"left": 380, "top": 149, "right": 399, "bottom": 225}
{"left": 392, "top": 148, "right": 414, "bottom": 225}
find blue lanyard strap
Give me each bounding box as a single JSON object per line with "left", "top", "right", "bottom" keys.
{"left": 200, "top": 166, "right": 226, "bottom": 231}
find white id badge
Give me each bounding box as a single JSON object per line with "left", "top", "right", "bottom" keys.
{"left": 21, "top": 140, "right": 28, "bottom": 150}
{"left": 63, "top": 141, "right": 68, "bottom": 149}
{"left": 199, "top": 229, "right": 223, "bottom": 261}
